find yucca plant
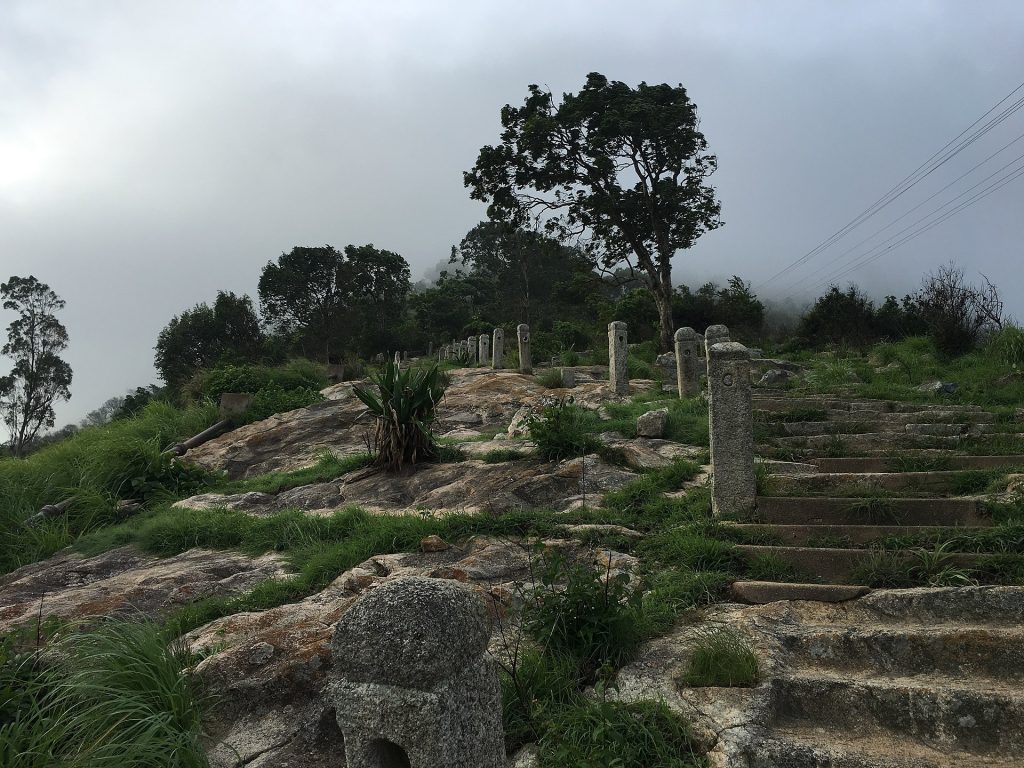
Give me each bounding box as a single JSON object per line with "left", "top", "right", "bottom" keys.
{"left": 353, "top": 362, "right": 447, "bottom": 471}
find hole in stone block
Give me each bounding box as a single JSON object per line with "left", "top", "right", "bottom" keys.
{"left": 367, "top": 738, "right": 411, "bottom": 768}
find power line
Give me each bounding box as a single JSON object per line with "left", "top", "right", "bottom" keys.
{"left": 757, "top": 77, "right": 1024, "bottom": 290}
{"left": 806, "top": 161, "right": 1024, "bottom": 291}
{"left": 774, "top": 129, "right": 1024, "bottom": 295}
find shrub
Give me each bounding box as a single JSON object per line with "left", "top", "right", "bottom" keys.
{"left": 988, "top": 324, "right": 1024, "bottom": 369}
{"left": 528, "top": 398, "right": 599, "bottom": 461}
{"left": 914, "top": 264, "right": 1003, "bottom": 356}
{"left": 353, "top": 362, "right": 446, "bottom": 470}
{"left": 524, "top": 550, "right": 645, "bottom": 676}
{"left": 538, "top": 699, "right": 704, "bottom": 768}
{"left": 536, "top": 369, "right": 566, "bottom": 389}
{"left": 681, "top": 628, "right": 759, "bottom": 687}
{"left": 0, "top": 619, "right": 208, "bottom": 768}
{"left": 247, "top": 383, "right": 321, "bottom": 421}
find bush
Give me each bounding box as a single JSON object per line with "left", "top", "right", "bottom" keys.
{"left": 988, "top": 324, "right": 1024, "bottom": 369}
{"left": 524, "top": 549, "right": 645, "bottom": 676}
{"left": 247, "top": 383, "right": 321, "bottom": 421}
{"left": 538, "top": 699, "right": 704, "bottom": 768}
{"left": 527, "top": 398, "right": 599, "bottom": 461}
{"left": 681, "top": 628, "right": 759, "bottom": 687}
{"left": 0, "top": 619, "right": 208, "bottom": 768}
{"left": 536, "top": 369, "right": 566, "bottom": 389}
{"left": 914, "top": 264, "right": 1003, "bottom": 356}
{"left": 353, "top": 362, "right": 446, "bottom": 470}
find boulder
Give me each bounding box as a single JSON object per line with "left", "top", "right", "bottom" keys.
{"left": 757, "top": 369, "right": 793, "bottom": 386}
{"left": 636, "top": 408, "right": 669, "bottom": 438}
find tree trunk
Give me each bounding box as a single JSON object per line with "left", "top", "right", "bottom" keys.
{"left": 653, "top": 278, "right": 675, "bottom": 352}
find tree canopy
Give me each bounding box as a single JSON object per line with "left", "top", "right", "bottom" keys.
{"left": 465, "top": 72, "right": 723, "bottom": 350}
{"left": 0, "top": 275, "right": 73, "bottom": 456}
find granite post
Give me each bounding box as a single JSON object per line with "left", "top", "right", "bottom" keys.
{"left": 674, "top": 327, "right": 700, "bottom": 397}
{"left": 478, "top": 334, "right": 490, "bottom": 368}
{"left": 708, "top": 341, "right": 756, "bottom": 517}
{"left": 608, "top": 321, "right": 629, "bottom": 395}
{"left": 517, "top": 324, "right": 532, "bottom": 374}
{"left": 491, "top": 328, "right": 504, "bottom": 369}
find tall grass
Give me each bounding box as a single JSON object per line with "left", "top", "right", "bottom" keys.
{"left": 0, "top": 619, "right": 208, "bottom": 768}
{"left": 0, "top": 401, "right": 218, "bottom": 574}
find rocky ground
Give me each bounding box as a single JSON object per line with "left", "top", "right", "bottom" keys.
{"left": 3, "top": 362, "right": 1023, "bottom": 767}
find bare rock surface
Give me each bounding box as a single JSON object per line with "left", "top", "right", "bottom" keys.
{"left": 615, "top": 586, "right": 1024, "bottom": 768}
{"left": 176, "top": 454, "right": 639, "bottom": 517}
{"left": 191, "top": 536, "right": 634, "bottom": 767}
{"left": 0, "top": 546, "right": 287, "bottom": 633}
{"left": 185, "top": 368, "right": 656, "bottom": 479}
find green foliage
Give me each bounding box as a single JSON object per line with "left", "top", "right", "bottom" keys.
{"left": 681, "top": 628, "right": 758, "bottom": 687}
{"left": 1, "top": 275, "right": 73, "bottom": 457}
{"left": 218, "top": 450, "right": 371, "bottom": 495}
{"left": 155, "top": 290, "right": 262, "bottom": 389}
{"left": 0, "top": 619, "right": 207, "bottom": 768}
{"left": 988, "top": 324, "right": 1024, "bottom": 369}
{"left": 466, "top": 72, "right": 723, "bottom": 350}
{"left": 673, "top": 276, "right": 765, "bottom": 338}
{"left": 0, "top": 400, "right": 217, "bottom": 574}
{"left": 482, "top": 448, "right": 529, "bottom": 463}
{"left": 794, "top": 286, "right": 922, "bottom": 351}
{"left": 536, "top": 369, "right": 567, "bottom": 389}
{"left": 528, "top": 398, "right": 600, "bottom": 461}
{"left": 537, "top": 699, "right": 705, "bottom": 768}
{"left": 353, "top": 362, "right": 446, "bottom": 470}
{"left": 524, "top": 550, "right": 645, "bottom": 676}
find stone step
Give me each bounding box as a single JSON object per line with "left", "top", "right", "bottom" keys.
{"left": 771, "top": 433, "right": 964, "bottom": 451}
{"left": 731, "top": 580, "right": 870, "bottom": 604}
{"left": 770, "top": 670, "right": 1024, "bottom": 756}
{"left": 753, "top": 397, "right": 985, "bottom": 414}
{"left": 743, "top": 727, "right": 1021, "bottom": 768}
{"left": 765, "top": 470, "right": 993, "bottom": 496}
{"left": 777, "top": 624, "right": 1024, "bottom": 682}
{"left": 727, "top": 522, "right": 985, "bottom": 547}
{"left": 754, "top": 497, "right": 988, "bottom": 526}
{"left": 781, "top": 586, "right": 1024, "bottom": 627}
{"left": 734, "top": 545, "right": 985, "bottom": 583}
{"left": 776, "top": 421, "right": 990, "bottom": 437}
{"left": 812, "top": 455, "right": 1024, "bottom": 473}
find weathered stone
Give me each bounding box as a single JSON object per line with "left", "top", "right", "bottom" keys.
{"left": 560, "top": 368, "right": 576, "bottom": 388}
{"left": 0, "top": 546, "right": 287, "bottom": 633}
{"left": 708, "top": 341, "right": 755, "bottom": 517}
{"left": 219, "top": 392, "right": 254, "bottom": 421}
{"left": 466, "top": 336, "right": 478, "bottom": 364}
{"left": 492, "top": 328, "right": 504, "bottom": 369}
{"left": 757, "top": 368, "right": 793, "bottom": 386}
{"left": 608, "top": 321, "right": 629, "bottom": 395}
{"left": 674, "top": 327, "right": 700, "bottom": 397}
{"left": 478, "top": 333, "right": 490, "bottom": 367}
{"left": 330, "top": 577, "right": 505, "bottom": 768}
{"left": 704, "top": 324, "right": 730, "bottom": 359}
{"left": 636, "top": 408, "right": 669, "bottom": 438}
{"left": 517, "top": 324, "right": 532, "bottom": 374}
{"left": 420, "top": 535, "right": 450, "bottom": 553}
{"left": 731, "top": 581, "right": 871, "bottom": 604}
{"left": 918, "top": 379, "right": 959, "bottom": 394}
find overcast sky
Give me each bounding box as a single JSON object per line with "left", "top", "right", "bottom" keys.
{"left": 2, "top": 0, "right": 1024, "bottom": 430}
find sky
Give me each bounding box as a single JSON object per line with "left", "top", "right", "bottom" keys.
{"left": 2, "top": 0, "right": 1024, "bottom": 430}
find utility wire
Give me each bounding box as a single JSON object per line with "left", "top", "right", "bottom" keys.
{"left": 805, "top": 161, "right": 1024, "bottom": 291}
{"left": 774, "top": 129, "right": 1024, "bottom": 295}
{"left": 757, "top": 78, "right": 1024, "bottom": 290}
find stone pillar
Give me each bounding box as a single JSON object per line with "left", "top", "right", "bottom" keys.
{"left": 466, "top": 336, "right": 477, "bottom": 365}
{"left": 491, "top": 328, "right": 504, "bottom": 369}
{"left": 331, "top": 577, "right": 505, "bottom": 768}
{"left": 218, "top": 392, "right": 254, "bottom": 421}
{"left": 478, "top": 334, "right": 490, "bottom": 367}
{"left": 560, "top": 368, "right": 576, "bottom": 388}
{"left": 393, "top": 351, "right": 401, "bottom": 366}
{"left": 704, "top": 324, "right": 730, "bottom": 358}
{"left": 517, "top": 324, "right": 532, "bottom": 374}
{"left": 674, "top": 327, "right": 700, "bottom": 398}
{"left": 402, "top": 351, "right": 409, "bottom": 362}
{"left": 608, "top": 321, "right": 628, "bottom": 395}
{"left": 708, "top": 342, "right": 756, "bottom": 517}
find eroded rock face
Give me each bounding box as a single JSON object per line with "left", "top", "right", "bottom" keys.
{"left": 0, "top": 546, "right": 287, "bottom": 633}
{"left": 184, "top": 368, "right": 657, "bottom": 480}
{"left": 176, "top": 454, "right": 640, "bottom": 517}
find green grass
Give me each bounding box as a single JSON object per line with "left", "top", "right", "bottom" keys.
{"left": 680, "top": 628, "right": 759, "bottom": 688}
{"left": 600, "top": 396, "right": 709, "bottom": 446}
{"left": 0, "top": 401, "right": 219, "bottom": 574}
{"left": 216, "top": 450, "right": 372, "bottom": 494}
{"left": 536, "top": 369, "right": 567, "bottom": 389}
{"left": 482, "top": 448, "right": 529, "bottom": 463}
{"left": 0, "top": 618, "right": 207, "bottom": 768}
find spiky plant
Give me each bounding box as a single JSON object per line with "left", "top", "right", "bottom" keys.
{"left": 353, "top": 362, "right": 446, "bottom": 471}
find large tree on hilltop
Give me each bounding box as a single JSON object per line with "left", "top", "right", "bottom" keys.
{"left": 0, "top": 276, "right": 73, "bottom": 457}
{"left": 465, "top": 72, "right": 723, "bottom": 350}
